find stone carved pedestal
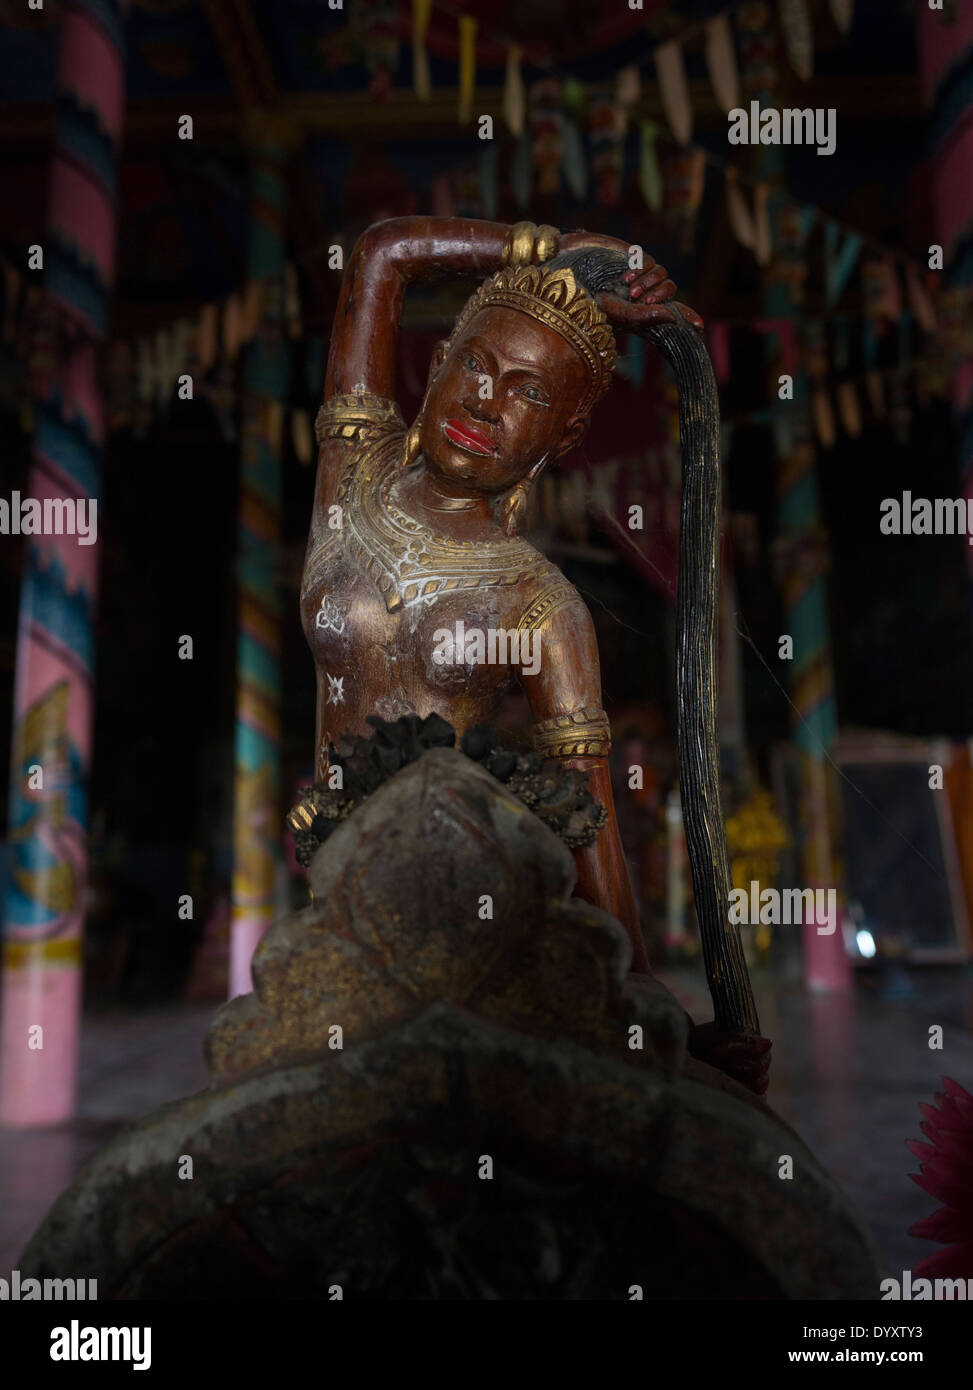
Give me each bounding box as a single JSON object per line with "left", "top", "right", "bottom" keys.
{"left": 20, "top": 750, "right": 884, "bottom": 1299}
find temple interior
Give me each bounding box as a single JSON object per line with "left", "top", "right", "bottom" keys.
{"left": 1, "top": 0, "right": 972, "bottom": 1305}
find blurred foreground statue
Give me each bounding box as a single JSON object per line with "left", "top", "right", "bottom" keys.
{"left": 21, "top": 747, "right": 882, "bottom": 1299}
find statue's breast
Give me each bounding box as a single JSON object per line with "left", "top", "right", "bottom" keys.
{"left": 301, "top": 415, "right": 578, "bottom": 736}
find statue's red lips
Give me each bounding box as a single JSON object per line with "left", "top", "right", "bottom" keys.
{"left": 443, "top": 418, "right": 495, "bottom": 456}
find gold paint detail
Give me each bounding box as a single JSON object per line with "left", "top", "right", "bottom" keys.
{"left": 315, "top": 391, "right": 405, "bottom": 444}
{"left": 321, "top": 407, "right": 560, "bottom": 613}
{"left": 534, "top": 704, "right": 612, "bottom": 759}
{"left": 518, "top": 579, "right": 580, "bottom": 634}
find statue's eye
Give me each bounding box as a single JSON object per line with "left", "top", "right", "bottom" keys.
{"left": 464, "top": 355, "right": 480, "bottom": 371}
{"left": 521, "top": 385, "right": 547, "bottom": 404}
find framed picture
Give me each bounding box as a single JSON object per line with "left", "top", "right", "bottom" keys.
{"left": 770, "top": 732, "right": 971, "bottom": 963}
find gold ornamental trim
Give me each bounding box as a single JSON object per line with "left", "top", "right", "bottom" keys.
{"left": 534, "top": 704, "right": 612, "bottom": 759}
{"left": 315, "top": 391, "right": 405, "bottom": 444}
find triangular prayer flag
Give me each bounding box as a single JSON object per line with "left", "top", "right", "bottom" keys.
{"left": 705, "top": 14, "right": 740, "bottom": 113}
{"left": 829, "top": 0, "right": 854, "bottom": 33}
{"left": 503, "top": 43, "right": 525, "bottom": 135}
{"left": 655, "top": 39, "right": 692, "bottom": 145}
{"left": 780, "top": 0, "right": 814, "bottom": 81}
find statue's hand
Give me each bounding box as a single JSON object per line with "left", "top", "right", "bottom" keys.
{"left": 688, "top": 1021, "right": 772, "bottom": 1097}
{"left": 597, "top": 282, "right": 704, "bottom": 337}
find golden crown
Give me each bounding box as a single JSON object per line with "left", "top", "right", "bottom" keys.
{"left": 447, "top": 264, "right": 617, "bottom": 417}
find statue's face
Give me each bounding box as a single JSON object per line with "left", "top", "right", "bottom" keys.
{"left": 418, "top": 306, "right": 590, "bottom": 493}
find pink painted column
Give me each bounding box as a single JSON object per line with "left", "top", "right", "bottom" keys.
{"left": 1, "top": 1, "right": 128, "bottom": 1126}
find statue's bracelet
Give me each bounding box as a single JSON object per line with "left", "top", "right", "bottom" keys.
{"left": 503, "top": 221, "right": 559, "bottom": 266}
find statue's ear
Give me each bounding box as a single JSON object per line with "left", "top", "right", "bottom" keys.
{"left": 554, "top": 415, "right": 588, "bottom": 460}
{"left": 428, "top": 339, "right": 449, "bottom": 385}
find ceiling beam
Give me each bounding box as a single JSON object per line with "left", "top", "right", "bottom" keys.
{"left": 0, "top": 76, "right": 922, "bottom": 149}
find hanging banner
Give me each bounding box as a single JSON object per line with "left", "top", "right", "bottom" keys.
{"left": 458, "top": 15, "right": 477, "bottom": 123}
{"left": 824, "top": 221, "right": 862, "bottom": 306}
{"left": 615, "top": 64, "right": 640, "bottom": 136}
{"left": 829, "top": 0, "right": 854, "bottom": 33}
{"left": 413, "top": 0, "right": 433, "bottom": 100}
{"left": 705, "top": 13, "right": 741, "bottom": 113}
{"left": 503, "top": 43, "right": 525, "bottom": 136}
{"left": 780, "top": 0, "right": 814, "bottom": 81}
{"left": 639, "top": 121, "right": 663, "bottom": 211}
{"left": 655, "top": 39, "right": 692, "bottom": 146}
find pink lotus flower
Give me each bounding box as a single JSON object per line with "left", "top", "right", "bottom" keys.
{"left": 907, "top": 1076, "right": 973, "bottom": 1279}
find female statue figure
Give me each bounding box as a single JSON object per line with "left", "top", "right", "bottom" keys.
{"left": 301, "top": 217, "right": 770, "bottom": 1092}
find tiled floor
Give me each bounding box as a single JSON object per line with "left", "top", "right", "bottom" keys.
{"left": 2, "top": 967, "right": 972, "bottom": 1284}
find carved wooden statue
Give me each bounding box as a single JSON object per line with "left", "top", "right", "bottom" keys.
{"left": 301, "top": 217, "right": 768, "bottom": 1091}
